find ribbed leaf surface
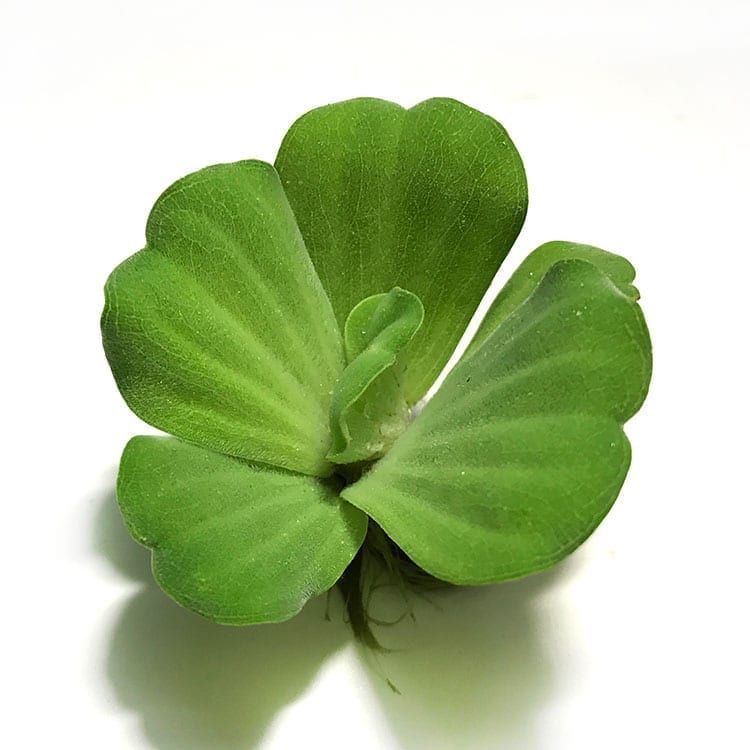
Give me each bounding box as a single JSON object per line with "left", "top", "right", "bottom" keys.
{"left": 102, "top": 161, "right": 343, "bottom": 476}
{"left": 343, "top": 260, "right": 652, "bottom": 584}
{"left": 276, "top": 97, "right": 527, "bottom": 404}
{"left": 118, "top": 437, "right": 367, "bottom": 623}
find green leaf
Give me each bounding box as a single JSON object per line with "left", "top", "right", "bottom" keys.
{"left": 275, "top": 97, "right": 527, "bottom": 404}
{"left": 117, "top": 436, "right": 367, "bottom": 624}
{"left": 102, "top": 160, "right": 344, "bottom": 477}
{"left": 327, "top": 287, "right": 424, "bottom": 464}
{"left": 467, "top": 240, "right": 639, "bottom": 355}
{"left": 343, "top": 259, "right": 652, "bottom": 584}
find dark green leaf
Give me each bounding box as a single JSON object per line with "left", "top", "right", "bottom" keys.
{"left": 468, "top": 240, "right": 639, "bottom": 355}
{"left": 275, "top": 97, "right": 527, "bottom": 404}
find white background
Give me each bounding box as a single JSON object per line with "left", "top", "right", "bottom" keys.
{"left": 3, "top": 1, "right": 749, "bottom": 748}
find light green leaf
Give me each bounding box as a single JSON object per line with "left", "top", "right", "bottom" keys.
{"left": 343, "top": 260, "right": 652, "bottom": 584}
{"left": 102, "top": 160, "right": 344, "bottom": 477}
{"left": 275, "top": 97, "right": 527, "bottom": 404}
{"left": 117, "top": 436, "right": 367, "bottom": 624}
{"left": 327, "top": 287, "right": 424, "bottom": 464}
{"left": 468, "top": 240, "right": 639, "bottom": 355}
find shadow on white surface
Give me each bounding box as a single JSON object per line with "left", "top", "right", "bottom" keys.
{"left": 94, "top": 490, "right": 350, "bottom": 750}
{"left": 92, "top": 488, "right": 152, "bottom": 582}
{"left": 366, "top": 567, "right": 567, "bottom": 750}
{"left": 95, "top": 490, "right": 568, "bottom": 749}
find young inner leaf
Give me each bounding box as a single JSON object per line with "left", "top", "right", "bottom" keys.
{"left": 327, "top": 287, "right": 424, "bottom": 465}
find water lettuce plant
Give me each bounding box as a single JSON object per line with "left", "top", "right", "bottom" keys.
{"left": 102, "top": 97, "right": 651, "bottom": 642}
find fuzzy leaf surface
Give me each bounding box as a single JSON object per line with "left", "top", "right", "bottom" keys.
{"left": 468, "top": 240, "right": 639, "bottom": 355}
{"left": 275, "top": 97, "right": 527, "bottom": 404}
{"left": 102, "top": 161, "right": 344, "bottom": 477}
{"left": 343, "top": 260, "right": 652, "bottom": 584}
{"left": 117, "top": 436, "right": 367, "bottom": 624}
